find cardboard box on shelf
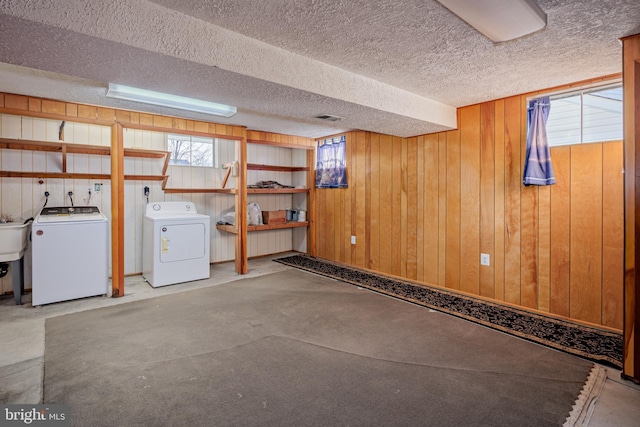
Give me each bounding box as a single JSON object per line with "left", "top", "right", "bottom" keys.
{"left": 262, "top": 210, "right": 287, "bottom": 225}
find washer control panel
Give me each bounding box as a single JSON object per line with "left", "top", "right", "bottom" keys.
{"left": 40, "top": 206, "right": 101, "bottom": 216}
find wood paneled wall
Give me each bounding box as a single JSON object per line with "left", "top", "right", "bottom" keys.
{"left": 315, "top": 97, "right": 624, "bottom": 330}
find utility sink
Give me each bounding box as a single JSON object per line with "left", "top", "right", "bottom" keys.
{"left": 0, "top": 222, "right": 30, "bottom": 262}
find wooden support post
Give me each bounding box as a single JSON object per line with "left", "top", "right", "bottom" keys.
{"left": 111, "top": 123, "right": 125, "bottom": 297}
{"left": 622, "top": 33, "right": 640, "bottom": 383}
{"left": 235, "top": 133, "right": 248, "bottom": 274}
{"left": 61, "top": 144, "right": 67, "bottom": 173}
{"left": 306, "top": 148, "right": 316, "bottom": 256}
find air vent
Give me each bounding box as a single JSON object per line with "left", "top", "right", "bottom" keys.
{"left": 314, "top": 114, "right": 343, "bottom": 122}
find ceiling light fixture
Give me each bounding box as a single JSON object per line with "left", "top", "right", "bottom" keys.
{"left": 435, "top": 0, "right": 547, "bottom": 43}
{"left": 105, "top": 83, "right": 237, "bottom": 117}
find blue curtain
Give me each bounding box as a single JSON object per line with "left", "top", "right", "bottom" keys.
{"left": 523, "top": 96, "right": 556, "bottom": 186}
{"left": 316, "top": 135, "right": 347, "bottom": 188}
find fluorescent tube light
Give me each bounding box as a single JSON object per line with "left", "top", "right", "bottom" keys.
{"left": 436, "top": 0, "right": 547, "bottom": 43}
{"left": 106, "top": 83, "right": 237, "bottom": 117}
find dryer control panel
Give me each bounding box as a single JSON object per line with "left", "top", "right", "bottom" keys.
{"left": 146, "top": 201, "right": 197, "bottom": 216}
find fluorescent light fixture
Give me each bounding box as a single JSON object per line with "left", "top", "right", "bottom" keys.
{"left": 106, "top": 83, "right": 237, "bottom": 117}
{"left": 436, "top": 0, "right": 547, "bottom": 43}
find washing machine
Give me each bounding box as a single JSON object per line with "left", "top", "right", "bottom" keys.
{"left": 143, "top": 201, "right": 210, "bottom": 287}
{"left": 32, "top": 206, "right": 109, "bottom": 306}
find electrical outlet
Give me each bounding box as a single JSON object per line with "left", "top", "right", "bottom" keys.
{"left": 351, "top": 235, "right": 356, "bottom": 245}
{"left": 144, "top": 186, "right": 150, "bottom": 196}
{"left": 481, "top": 253, "right": 490, "bottom": 266}
{"left": 94, "top": 183, "right": 102, "bottom": 192}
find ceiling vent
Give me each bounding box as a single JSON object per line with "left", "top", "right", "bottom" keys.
{"left": 315, "top": 114, "right": 343, "bottom": 122}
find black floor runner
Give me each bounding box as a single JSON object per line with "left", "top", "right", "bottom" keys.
{"left": 275, "top": 254, "right": 623, "bottom": 368}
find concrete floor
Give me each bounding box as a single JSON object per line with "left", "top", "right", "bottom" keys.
{"left": 1, "top": 252, "right": 639, "bottom": 426}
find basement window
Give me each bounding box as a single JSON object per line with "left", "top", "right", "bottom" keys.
{"left": 544, "top": 83, "right": 623, "bottom": 147}
{"left": 167, "top": 134, "right": 217, "bottom": 167}
{"left": 316, "top": 135, "right": 347, "bottom": 188}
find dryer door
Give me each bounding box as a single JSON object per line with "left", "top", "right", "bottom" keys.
{"left": 159, "top": 223, "right": 206, "bottom": 263}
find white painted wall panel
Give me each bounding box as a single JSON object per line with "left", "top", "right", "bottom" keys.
{"left": 45, "top": 121, "right": 59, "bottom": 142}
{"left": 2, "top": 115, "right": 21, "bottom": 138}
{"left": 70, "top": 122, "right": 89, "bottom": 144}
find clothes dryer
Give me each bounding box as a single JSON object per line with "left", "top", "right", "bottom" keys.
{"left": 143, "top": 201, "right": 210, "bottom": 287}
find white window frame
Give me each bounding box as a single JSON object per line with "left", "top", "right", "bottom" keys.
{"left": 537, "top": 81, "right": 623, "bottom": 147}
{"left": 166, "top": 133, "right": 219, "bottom": 167}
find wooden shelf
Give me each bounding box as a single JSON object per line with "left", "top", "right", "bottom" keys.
{"left": 0, "top": 171, "right": 110, "bottom": 180}
{"left": 124, "top": 148, "right": 170, "bottom": 159}
{"left": 250, "top": 221, "right": 308, "bottom": 231}
{"left": 164, "top": 188, "right": 236, "bottom": 194}
{"left": 0, "top": 171, "right": 169, "bottom": 181}
{"left": 209, "top": 135, "right": 316, "bottom": 274}
{"left": 0, "top": 137, "right": 243, "bottom": 193}
{"left": 165, "top": 187, "right": 306, "bottom": 195}
{"left": 0, "top": 137, "right": 169, "bottom": 159}
{"left": 217, "top": 221, "right": 308, "bottom": 234}
{"left": 215, "top": 224, "right": 238, "bottom": 234}
{"left": 0, "top": 137, "right": 108, "bottom": 155}
{"left": 247, "top": 163, "right": 309, "bottom": 172}
{"left": 125, "top": 175, "right": 168, "bottom": 181}
{"left": 0, "top": 138, "right": 313, "bottom": 195}
{"left": 247, "top": 188, "right": 309, "bottom": 194}
{"left": 0, "top": 137, "right": 172, "bottom": 182}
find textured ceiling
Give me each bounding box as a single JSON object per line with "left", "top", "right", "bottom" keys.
{"left": 0, "top": 0, "right": 638, "bottom": 138}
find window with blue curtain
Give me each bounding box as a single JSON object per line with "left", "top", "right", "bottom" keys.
{"left": 316, "top": 135, "right": 348, "bottom": 188}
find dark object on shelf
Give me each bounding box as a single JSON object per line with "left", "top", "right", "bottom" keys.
{"left": 248, "top": 180, "right": 294, "bottom": 189}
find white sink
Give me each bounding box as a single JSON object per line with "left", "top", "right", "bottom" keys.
{"left": 0, "top": 222, "right": 30, "bottom": 262}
